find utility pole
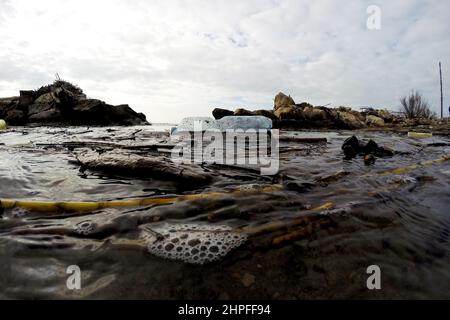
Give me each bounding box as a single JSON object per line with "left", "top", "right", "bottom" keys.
{"left": 439, "top": 62, "right": 443, "bottom": 119}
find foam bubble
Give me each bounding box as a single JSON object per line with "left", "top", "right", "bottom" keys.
{"left": 75, "top": 220, "right": 97, "bottom": 235}
{"left": 142, "top": 223, "right": 247, "bottom": 265}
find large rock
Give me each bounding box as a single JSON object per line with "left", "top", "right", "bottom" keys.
{"left": 303, "top": 106, "right": 328, "bottom": 122}
{"left": 28, "top": 108, "right": 64, "bottom": 124}
{"left": 274, "top": 105, "right": 303, "bottom": 120}
{"left": 337, "top": 111, "right": 366, "bottom": 129}
{"left": 274, "top": 92, "right": 295, "bottom": 111}
{"left": 0, "top": 97, "right": 27, "bottom": 125}
{"left": 212, "top": 108, "right": 234, "bottom": 120}
{"left": 374, "top": 109, "right": 394, "bottom": 123}
{"left": 4, "top": 109, "right": 26, "bottom": 125}
{"left": 0, "top": 80, "right": 149, "bottom": 126}
{"left": 366, "top": 115, "right": 385, "bottom": 127}
{"left": 72, "top": 100, "right": 147, "bottom": 126}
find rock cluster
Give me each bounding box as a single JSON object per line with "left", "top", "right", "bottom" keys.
{"left": 341, "top": 135, "right": 394, "bottom": 163}
{"left": 212, "top": 92, "right": 402, "bottom": 130}
{"left": 0, "top": 80, "right": 149, "bottom": 126}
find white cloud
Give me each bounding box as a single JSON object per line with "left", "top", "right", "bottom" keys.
{"left": 0, "top": 0, "right": 449, "bottom": 122}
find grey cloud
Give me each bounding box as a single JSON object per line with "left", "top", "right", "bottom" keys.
{"left": 0, "top": 0, "right": 449, "bottom": 122}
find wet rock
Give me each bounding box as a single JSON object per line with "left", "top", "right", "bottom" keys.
{"left": 364, "top": 154, "right": 376, "bottom": 166}
{"left": 274, "top": 92, "right": 295, "bottom": 111}
{"left": 366, "top": 115, "right": 385, "bottom": 127}
{"left": 342, "top": 136, "right": 394, "bottom": 160}
{"left": 363, "top": 140, "right": 394, "bottom": 157}
{"left": 342, "top": 136, "right": 360, "bottom": 159}
{"left": 212, "top": 108, "right": 234, "bottom": 120}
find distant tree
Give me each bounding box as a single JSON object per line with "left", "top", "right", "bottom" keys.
{"left": 400, "top": 90, "right": 435, "bottom": 119}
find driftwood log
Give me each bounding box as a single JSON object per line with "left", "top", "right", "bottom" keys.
{"left": 74, "top": 150, "right": 212, "bottom": 185}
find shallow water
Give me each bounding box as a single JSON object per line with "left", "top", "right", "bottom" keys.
{"left": 0, "top": 125, "right": 449, "bottom": 299}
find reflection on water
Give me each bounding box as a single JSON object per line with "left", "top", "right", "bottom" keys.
{"left": 0, "top": 126, "right": 450, "bottom": 299}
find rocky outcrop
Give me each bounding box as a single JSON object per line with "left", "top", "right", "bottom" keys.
{"left": 210, "top": 92, "right": 403, "bottom": 130}
{"left": 0, "top": 80, "right": 149, "bottom": 126}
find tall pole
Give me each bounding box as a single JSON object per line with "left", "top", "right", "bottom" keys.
{"left": 439, "top": 62, "right": 443, "bottom": 119}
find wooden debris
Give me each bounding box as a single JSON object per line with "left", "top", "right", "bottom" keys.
{"left": 75, "top": 150, "right": 211, "bottom": 184}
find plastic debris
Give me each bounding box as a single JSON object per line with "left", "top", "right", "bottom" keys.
{"left": 408, "top": 132, "right": 433, "bottom": 139}
{"left": 172, "top": 116, "right": 272, "bottom": 134}
{"left": 142, "top": 223, "right": 247, "bottom": 265}
{"left": 216, "top": 116, "right": 272, "bottom": 131}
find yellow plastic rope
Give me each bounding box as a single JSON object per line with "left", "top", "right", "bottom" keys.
{"left": 0, "top": 185, "right": 283, "bottom": 213}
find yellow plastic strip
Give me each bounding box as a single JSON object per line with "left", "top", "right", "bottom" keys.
{"left": 0, "top": 185, "right": 283, "bottom": 213}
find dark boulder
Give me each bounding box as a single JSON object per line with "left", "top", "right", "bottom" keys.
{"left": 19, "top": 90, "right": 35, "bottom": 107}
{"left": 0, "top": 97, "right": 27, "bottom": 125}
{"left": 342, "top": 135, "right": 394, "bottom": 160}
{"left": 212, "top": 108, "right": 234, "bottom": 120}
{"left": 71, "top": 100, "right": 147, "bottom": 126}
{"left": 0, "top": 80, "right": 149, "bottom": 126}
{"left": 342, "top": 136, "right": 360, "bottom": 159}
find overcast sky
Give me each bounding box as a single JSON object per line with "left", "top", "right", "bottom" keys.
{"left": 0, "top": 0, "right": 449, "bottom": 122}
